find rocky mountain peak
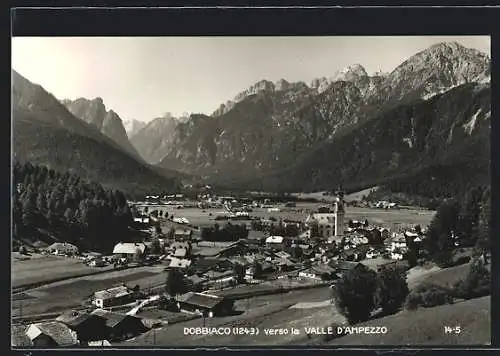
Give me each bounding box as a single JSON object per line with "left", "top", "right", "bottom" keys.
{"left": 62, "top": 97, "right": 141, "bottom": 159}
{"left": 332, "top": 63, "right": 368, "bottom": 82}
{"left": 383, "top": 41, "right": 490, "bottom": 101}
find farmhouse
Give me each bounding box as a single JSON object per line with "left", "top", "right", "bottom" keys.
{"left": 92, "top": 285, "right": 137, "bottom": 308}
{"left": 299, "top": 264, "right": 337, "bottom": 281}
{"left": 112, "top": 242, "right": 147, "bottom": 260}
{"left": 174, "top": 228, "right": 192, "bottom": 240}
{"left": 25, "top": 321, "right": 79, "bottom": 347}
{"left": 166, "top": 257, "right": 192, "bottom": 269}
{"left": 91, "top": 309, "right": 148, "bottom": 341}
{"left": 46, "top": 242, "right": 79, "bottom": 256}
{"left": 266, "top": 235, "right": 284, "bottom": 245}
{"left": 12, "top": 325, "right": 33, "bottom": 347}
{"left": 56, "top": 310, "right": 108, "bottom": 342}
{"left": 176, "top": 292, "right": 234, "bottom": 317}
{"left": 172, "top": 248, "right": 188, "bottom": 258}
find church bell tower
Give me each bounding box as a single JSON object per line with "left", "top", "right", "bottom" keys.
{"left": 334, "top": 189, "right": 345, "bottom": 237}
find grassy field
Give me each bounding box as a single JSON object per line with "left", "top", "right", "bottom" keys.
{"left": 409, "top": 263, "right": 472, "bottom": 290}
{"left": 325, "top": 296, "right": 491, "bottom": 345}
{"left": 11, "top": 253, "right": 116, "bottom": 288}
{"left": 162, "top": 205, "right": 435, "bottom": 230}
{"left": 11, "top": 266, "right": 166, "bottom": 317}
{"left": 122, "top": 286, "right": 333, "bottom": 346}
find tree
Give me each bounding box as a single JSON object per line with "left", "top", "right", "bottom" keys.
{"left": 252, "top": 261, "right": 263, "bottom": 279}
{"left": 374, "top": 266, "right": 409, "bottom": 315}
{"left": 150, "top": 238, "right": 162, "bottom": 254}
{"left": 165, "top": 269, "right": 186, "bottom": 297}
{"left": 454, "top": 258, "right": 490, "bottom": 299}
{"left": 425, "top": 199, "right": 460, "bottom": 266}
{"left": 233, "top": 263, "right": 246, "bottom": 284}
{"left": 292, "top": 245, "right": 303, "bottom": 259}
{"left": 334, "top": 265, "right": 377, "bottom": 324}
{"left": 457, "top": 185, "right": 485, "bottom": 246}
{"left": 133, "top": 248, "right": 143, "bottom": 262}
{"left": 475, "top": 188, "right": 491, "bottom": 255}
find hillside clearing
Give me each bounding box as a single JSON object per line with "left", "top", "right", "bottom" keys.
{"left": 327, "top": 296, "right": 490, "bottom": 345}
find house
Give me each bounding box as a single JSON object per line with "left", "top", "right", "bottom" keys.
{"left": 190, "top": 257, "right": 222, "bottom": 273}
{"left": 186, "top": 274, "right": 208, "bottom": 291}
{"left": 25, "top": 321, "right": 79, "bottom": 347}
{"left": 133, "top": 216, "right": 150, "bottom": 224}
{"left": 90, "top": 309, "right": 148, "bottom": 341}
{"left": 92, "top": 285, "right": 136, "bottom": 308}
{"left": 298, "top": 264, "right": 337, "bottom": 281}
{"left": 88, "top": 257, "right": 106, "bottom": 267}
{"left": 172, "top": 248, "right": 188, "bottom": 258}
{"left": 273, "top": 258, "right": 295, "bottom": 271}
{"left": 176, "top": 292, "right": 234, "bottom": 317}
{"left": 174, "top": 228, "right": 192, "bottom": 240}
{"left": 274, "top": 251, "right": 291, "bottom": 259}
{"left": 56, "top": 310, "right": 108, "bottom": 342}
{"left": 11, "top": 325, "right": 33, "bottom": 347}
{"left": 87, "top": 340, "right": 112, "bottom": 347}
{"left": 265, "top": 236, "right": 284, "bottom": 245}
{"left": 112, "top": 243, "right": 147, "bottom": 260}
{"left": 217, "top": 240, "right": 250, "bottom": 258}
{"left": 391, "top": 251, "right": 405, "bottom": 260}
{"left": 337, "top": 261, "right": 366, "bottom": 275}
{"left": 171, "top": 241, "right": 190, "bottom": 250}
{"left": 166, "top": 257, "right": 192, "bottom": 269}
{"left": 46, "top": 242, "right": 79, "bottom": 256}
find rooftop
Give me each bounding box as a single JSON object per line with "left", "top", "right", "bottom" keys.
{"left": 176, "top": 292, "right": 225, "bottom": 309}
{"left": 30, "top": 321, "right": 78, "bottom": 346}
{"left": 94, "top": 285, "right": 133, "bottom": 300}
{"left": 91, "top": 309, "right": 133, "bottom": 328}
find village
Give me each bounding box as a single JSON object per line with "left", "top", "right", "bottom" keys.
{"left": 12, "top": 190, "right": 443, "bottom": 347}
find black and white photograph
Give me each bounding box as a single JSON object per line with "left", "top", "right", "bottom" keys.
{"left": 11, "top": 35, "right": 491, "bottom": 347}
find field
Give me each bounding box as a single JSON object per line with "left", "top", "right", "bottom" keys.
{"left": 11, "top": 253, "right": 116, "bottom": 289}
{"left": 122, "top": 286, "right": 334, "bottom": 346}
{"left": 162, "top": 204, "right": 436, "bottom": 229}
{"left": 12, "top": 265, "right": 166, "bottom": 317}
{"left": 409, "top": 263, "right": 472, "bottom": 290}
{"left": 326, "top": 296, "right": 491, "bottom": 345}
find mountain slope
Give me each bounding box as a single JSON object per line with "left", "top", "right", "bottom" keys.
{"left": 123, "top": 118, "right": 147, "bottom": 138}
{"left": 221, "top": 81, "right": 490, "bottom": 196}
{"left": 12, "top": 70, "right": 181, "bottom": 197}
{"left": 61, "top": 97, "right": 142, "bottom": 160}
{"left": 130, "top": 116, "right": 180, "bottom": 164}
{"left": 153, "top": 42, "right": 489, "bottom": 185}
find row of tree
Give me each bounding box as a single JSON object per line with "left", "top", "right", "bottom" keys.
{"left": 200, "top": 223, "right": 249, "bottom": 242}
{"left": 250, "top": 220, "right": 301, "bottom": 237}
{"left": 12, "top": 162, "right": 134, "bottom": 251}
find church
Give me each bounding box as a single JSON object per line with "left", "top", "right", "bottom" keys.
{"left": 306, "top": 191, "right": 345, "bottom": 242}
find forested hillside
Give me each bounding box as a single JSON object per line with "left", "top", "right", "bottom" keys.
{"left": 12, "top": 162, "right": 139, "bottom": 252}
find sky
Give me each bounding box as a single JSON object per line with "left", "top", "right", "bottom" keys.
{"left": 12, "top": 36, "right": 490, "bottom": 123}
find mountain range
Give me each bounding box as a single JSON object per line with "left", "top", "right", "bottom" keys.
{"left": 12, "top": 71, "right": 181, "bottom": 197}
{"left": 128, "top": 42, "right": 490, "bottom": 196}
{"left": 12, "top": 41, "right": 491, "bottom": 198}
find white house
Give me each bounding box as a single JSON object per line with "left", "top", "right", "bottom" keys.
{"left": 92, "top": 285, "right": 136, "bottom": 308}
{"left": 391, "top": 251, "right": 404, "bottom": 260}
{"left": 265, "top": 236, "right": 284, "bottom": 244}
{"left": 113, "top": 242, "right": 147, "bottom": 259}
